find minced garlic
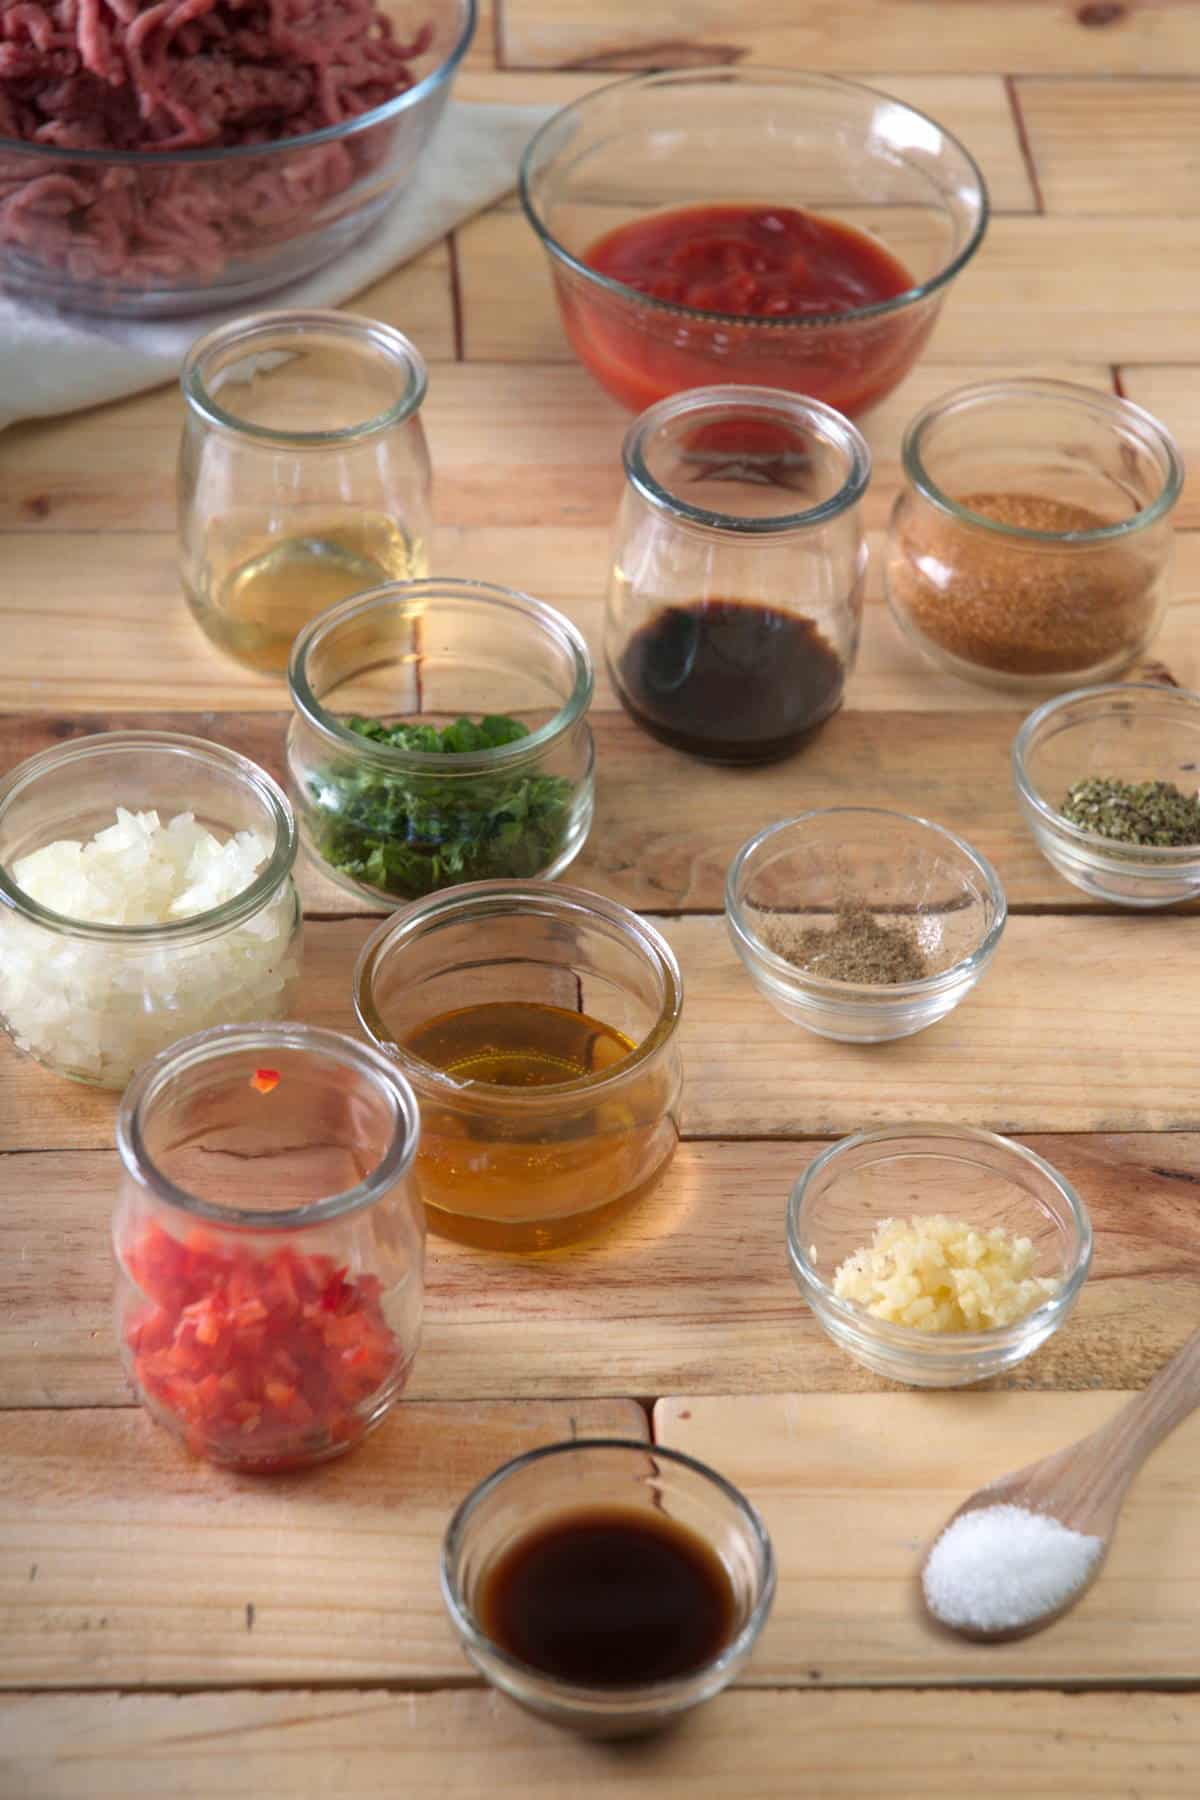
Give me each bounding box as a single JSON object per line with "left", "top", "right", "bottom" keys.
{"left": 831, "top": 1214, "right": 1060, "bottom": 1332}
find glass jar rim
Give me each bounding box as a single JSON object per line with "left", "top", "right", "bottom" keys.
{"left": 288, "top": 579, "right": 595, "bottom": 773}
{"left": 622, "top": 385, "right": 872, "bottom": 536}
{"left": 901, "top": 378, "right": 1185, "bottom": 544}
{"left": 181, "top": 310, "right": 428, "bottom": 448}
{"left": 519, "top": 65, "right": 989, "bottom": 333}
{"left": 440, "top": 1436, "right": 777, "bottom": 1703}
{"left": 0, "top": 731, "right": 297, "bottom": 944}
{"left": 786, "top": 1123, "right": 1094, "bottom": 1352}
{"left": 1012, "top": 681, "right": 1200, "bottom": 863}
{"left": 116, "top": 1023, "right": 421, "bottom": 1230}
{"left": 354, "top": 879, "right": 683, "bottom": 1103}
{"left": 725, "top": 807, "right": 1008, "bottom": 998}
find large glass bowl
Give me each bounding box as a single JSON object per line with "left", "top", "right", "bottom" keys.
{"left": 520, "top": 67, "right": 987, "bottom": 418}
{"left": 0, "top": 0, "right": 475, "bottom": 316}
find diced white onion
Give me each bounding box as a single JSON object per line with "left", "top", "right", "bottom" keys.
{"left": 0, "top": 809, "right": 299, "bottom": 1088}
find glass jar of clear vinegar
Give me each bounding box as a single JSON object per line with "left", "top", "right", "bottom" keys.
{"left": 178, "top": 309, "right": 433, "bottom": 676}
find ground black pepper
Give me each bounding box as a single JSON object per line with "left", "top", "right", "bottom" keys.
{"left": 761, "top": 902, "right": 928, "bottom": 984}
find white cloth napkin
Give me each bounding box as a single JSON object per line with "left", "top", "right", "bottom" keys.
{"left": 0, "top": 100, "right": 550, "bottom": 430}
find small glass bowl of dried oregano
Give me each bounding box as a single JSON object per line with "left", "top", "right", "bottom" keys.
{"left": 1013, "top": 684, "right": 1200, "bottom": 908}
{"left": 725, "top": 809, "right": 1007, "bottom": 1043}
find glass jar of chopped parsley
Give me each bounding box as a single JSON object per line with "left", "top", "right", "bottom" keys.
{"left": 286, "top": 580, "right": 595, "bottom": 905}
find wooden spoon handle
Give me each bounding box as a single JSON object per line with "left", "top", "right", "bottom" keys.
{"left": 1079, "top": 1327, "right": 1200, "bottom": 1519}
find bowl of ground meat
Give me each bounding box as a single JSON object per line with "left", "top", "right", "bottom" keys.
{"left": 0, "top": 0, "right": 474, "bottom": 315}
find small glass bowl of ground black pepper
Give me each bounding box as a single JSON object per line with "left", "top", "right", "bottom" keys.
{"left": 726, "top": 809, "right": 1007, "bottom": 1042}
{"left": 606, "top": 385, "right": 870, "bottom": 764}
{"left": 441, "top": 1438, "right": 775, "bottom": 1738}
{"left": 886, "top": 379, "right": 1183, "bottom": 691}
{"left": 1013, "top": 683, "right": 1200, "bottom": 907}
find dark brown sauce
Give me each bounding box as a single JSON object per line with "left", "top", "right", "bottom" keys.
{"left": 477, "top": 1505, "right": 737, "bottom": 1687}
{"left": 613, "top": 599, "right": 845, "bottom": 763}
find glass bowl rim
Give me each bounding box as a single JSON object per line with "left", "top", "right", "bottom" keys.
{"left": 518, "top": 65, "right": 989, "bottom": 333}
{"left": 623, "top": 385, "right": 871, "bottom": 536}
{"left": 0, "top": 730, "right": 298, "bottom": 944}
{"left": 901, "top": 378, "right": 1185, "bottom": 544}
{"left": 181, "top": 310, "right": 428, "bottom": 447}
{"left": 440, "top": 1435, "right": 777, "bottom": 1704}
{"left": 116, "top": 1022, "right": 422, "bottom": 1230}
{"left": 353, "top": 878, "right": 683, "bottom": 1104}
{"left": 785, "top": 1122, "right": 1094, "bottom": 1351}
{"left": 288, "top": 579, "right": 595, "bottom": 773}
{"left": 1012, "top": 682, "right": 1200, "bottom": 865}
{"left": 0, "top": 0, "right": 477, "bottom": 168}
{"left": 724, "top": 807, "right": 1008, "bottom": 1000}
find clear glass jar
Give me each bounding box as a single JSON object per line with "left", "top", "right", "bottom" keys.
{"left": 114, "top": 1023, "right": 424, "bottom": 1472}
{"left": 287, "top": 579, "right": 595, "bottom": 907}
{"left": 885, "top": 379, "right": 1183, "bottom": 690}
{"left": 354, "top": 881, "right": 683, "bottom": 1251}
{"left": 179, "top": 310, "right": 433, "bottom": 676}
{"left": 606, "top": 385, "right": 870, "bottom": 764}
{"left": 0, "top": 732, "right": 301, "bottom": 1090}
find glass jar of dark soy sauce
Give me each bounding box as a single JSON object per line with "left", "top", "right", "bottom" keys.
{"left": 606, "top": 385, "right": 871, "bottom": 764}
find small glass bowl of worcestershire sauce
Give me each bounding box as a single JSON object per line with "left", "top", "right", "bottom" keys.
{"left": 441, "top": 1438, "right": 776, "bottom": 1738}
{"left": 520, "top": 67, "right": 987, "bottom": 417}
{"left": 353, "top": 881, "right": 683, "bottom": 1250}
{"left": 607, "top": 385, "right": 870, "bottom": 764}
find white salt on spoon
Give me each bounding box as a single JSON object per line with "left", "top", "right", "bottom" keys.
{"left": 921, "top": 1326, "right": 1200, "bottom": 1641}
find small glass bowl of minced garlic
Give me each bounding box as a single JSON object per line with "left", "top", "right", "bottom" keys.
{"left": 786, "top": 1124, "right": 1093, "bottom": 1387}
{"left": 724, "top": 808, "right": 1007, "bottom": 1042}
{"left": 1014, "top": 683, "right": 1200, "bottom": 907}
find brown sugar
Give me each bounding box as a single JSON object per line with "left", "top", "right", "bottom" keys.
{"left": 887, "top": 490, "right": 1159, "bottom": 677}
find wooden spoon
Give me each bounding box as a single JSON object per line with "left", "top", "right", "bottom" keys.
{"left": 920, "top": 1327, "right": 1200, "bottom": 1642}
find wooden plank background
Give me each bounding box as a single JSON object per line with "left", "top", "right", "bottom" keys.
{"left": 1, "top": 5, "right": 1199, "bottom": 1794}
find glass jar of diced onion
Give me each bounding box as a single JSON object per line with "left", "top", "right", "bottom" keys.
{"left": 0, "top": 731, "right": 302, "bottom": 1090}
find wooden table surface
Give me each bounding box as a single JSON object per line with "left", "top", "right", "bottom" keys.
{"left": 3, "top": 6, "right": 1200, "bottom": 1796}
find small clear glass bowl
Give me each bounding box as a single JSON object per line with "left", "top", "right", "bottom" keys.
{"left": 786, "top": 1125, "right": 1093, "bottom": 1388}
{"left": 725, "top": 809, "right": 1006, "bottom": 1043}
{"left": 440, "top": 1438, "right": 775, "bottom": 1738}
{"left": 1013, "top": 683, "right": 1200, "bottom": 907}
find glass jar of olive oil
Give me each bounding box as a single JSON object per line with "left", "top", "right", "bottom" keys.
{"left": 178, "top": 310, "right": 432, "bottom": 675}
{"left": 354, "top": 881, "right": 683, "bottom": 1251}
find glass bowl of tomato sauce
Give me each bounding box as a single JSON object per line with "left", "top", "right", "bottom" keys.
{"left": 519, "top": 67, "right": 988, "bottom": 419}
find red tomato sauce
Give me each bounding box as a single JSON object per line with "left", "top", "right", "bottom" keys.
{"left": 587, "top": 204, "right": 912, "bottom": 319}
{"left": 122, "top": 1221, "right": 403, "bottom": 1470}
{"left": 566, "top": 203, "right": 927, "bottom": 418}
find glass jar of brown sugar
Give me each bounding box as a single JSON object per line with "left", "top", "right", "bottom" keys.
{"left": 885, "top": 379, "right": 1183, "bottom": 690}
{"left": 605, "top": 385, "right": 871, "bottom": 764}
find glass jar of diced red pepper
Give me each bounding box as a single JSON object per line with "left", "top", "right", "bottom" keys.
{"left": 114, "top": 1023, "right": 424, "bottom": 1472}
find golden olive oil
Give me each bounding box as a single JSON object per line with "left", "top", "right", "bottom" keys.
{"left": 401, "top": 1000, "right": 677, "bottom": 1251}
{"left": 405, "top": 1000, "right": 636, "bottom": 1088}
